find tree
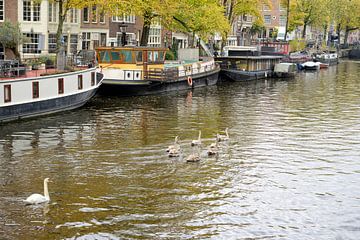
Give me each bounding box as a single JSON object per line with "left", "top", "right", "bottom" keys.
{"left": 329, "top": 0, "right": 360, "bottom": 45}
{"left": 35, "top": 0, "right": 98, "bottom": 69}
{"left": 0, "top": 21, "right": 28, "bottom": 60}
{"left": 105, "top": 0, "right": 229, "bottom": 46}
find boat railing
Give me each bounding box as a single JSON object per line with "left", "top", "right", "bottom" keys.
{"left": 145, "top": 63, "right": 217, "bottom": 82}
{"left": 0, "top": 60, "right": 27, "bottom": 78}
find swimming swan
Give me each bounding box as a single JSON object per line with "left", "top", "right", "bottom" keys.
{"left": 168, "top": 146, "right": 180, "bottom": 157}
{"left": 191, "top": 130, "right": 202, "bottom": 146}
{"left": 217, "top": 128, "right": 229, "bottom": 142}
{"left": 186, "top": 153, "right": 201, "bottom": 162}
{"left": 24, "top": 178, "right": 50, "bottom": 205}
{"left": 166, "top": 136, "right": 179, "bottom": 152}
{"left": 207, "top": 140, "right": 218, "bottom": 156}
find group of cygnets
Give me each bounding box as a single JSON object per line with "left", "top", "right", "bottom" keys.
{"left": 166, "top": 128, "right": 229, "bottom": 162}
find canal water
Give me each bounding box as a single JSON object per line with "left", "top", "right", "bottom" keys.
{"left": 0, "top": 61, "right": 360, "bottom": 239}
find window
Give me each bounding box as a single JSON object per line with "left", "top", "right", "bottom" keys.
{"left": 78, "top": 75, "right": 83, "bottom": 90}
{"left": 58, "top": 78, "right": 64, "bottom": 94}
{"left": 0, "top": 0, "right": 4, "bottom": 21}
{"left": 91, "top": 6, "right": 97, "bottom": 23}
{"left": 279, "top": 15, "right": 287, "bottom": 26}
{"left": 0, "top": 43, "right": 4, "bottom": 60}
{"left": 48, "top": 33, "right": 56, "bottom": 53}
{"left": 91, "top": 72, "right": 95, "bottom": 86}
{"left": 33, "top": 2, "right": 40, "bottom": 21}
{"left": 66, "top": 8, "right": 78, "bottom": 23}
{"left": 23, "top": 0, "right": 40, "bottom": 21}
{"left": 70, "top": 34, "right": 78, "bottom": 54}
{"left": 48, "top": 3, "right": 57, "bottom": 22}
{"left": 135, "top": 51, "right": 143, "bottom": 63}
{"left": 81, "top": 32, "right": 91, "bottom": 50}
{"left": 23, "top": 0, "right": 31, "bottom": 21}
{"left": 148, "top": 27, "right": 161, "bottom": 47}
{"left": 99, "top": 51, "right": 110, "bottom": 63}
{"left": 264, "top": 15, "right": 271, "bottom": 24}
{"left": 99, "top": 10, "right": 105, "bottom": 23}
{"left": 112, "top": 14, "right": 135, "bottom": 23}
{"left": 4, "top": 85, "right": 11, "bottom": 103}
{"left": 263, "top": 4, "right": 270, "bottom": 11}
{"left": 32, "top": 82, "right": 39, "bottom": 98}
{"left": 23, "top": 33, "right": 40, "bottom": 53}
{"left": 83, "top": 7, "right": 89, "bottom": 22}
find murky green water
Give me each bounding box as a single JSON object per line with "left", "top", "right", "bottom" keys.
{"left": 1, "top": 61, "right": 360, "bottom": 239}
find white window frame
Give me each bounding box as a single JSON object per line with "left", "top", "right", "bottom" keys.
{"left": 148, "top": 26, "right": 161, "bottom": 47}
{"left": 83, "top": 7, "right": 89, "bottom": 23}
{"left": 0, "top": 0, "right": 4, "bottom": 21}
{"left": 23, "top": 32, "right": 40, "bottom": 54}
{"left": 91, "top": 5, "right": 97, "bottom": 23}
{"left": 264, "top": 15, "right": 271, "bottom": 24}
{"left": 112, "top": 14, "right": 135, "bottom": 24}
{"left": 279, "top": 15, "right": 286, "bottom": 26}
{"left": 23, "top": 0, "right": 40, "bottom": 22}
{"left": 48, "top": 2, "right": 58, "bottom": 23}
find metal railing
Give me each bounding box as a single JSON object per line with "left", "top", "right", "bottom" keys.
{"left": 0, "top": 60, "right": 26, "bottom": 78}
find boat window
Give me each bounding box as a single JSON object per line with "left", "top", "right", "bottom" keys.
{"left": 4, "top": 84, "right": 11, "bottom": 103}
{"left": 91, "top": 72, "right": 95, "bottom": 86}
{"left": 120, "top": 50, "right": 133, "bottom": 63}
{"left": 58, "top": 78, "right": 64, "bottom": 94}
{"left": 78, "top": 75, "right": 83, "bottom": 90}
{"left": 99, "top": 51, "right": 110, "bottom": 63}
{"left": 136, "top": 51, "right": 143, "bottom": 63}
{"left": 32, "top": 82, "right": 39, "bottom": 99}
{"left": 111, "top": 51, "right": 121, "bottom": 61}
{"left": 153, "top": 51, "right": 159, "bottom": 62}
{"left": 148, "top": 51, "right": 153, "bottom": 62}
{"left": 159, "top": 51, "right": 164, "bottom": 61}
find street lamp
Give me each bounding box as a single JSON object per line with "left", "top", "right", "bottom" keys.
{"left": 118, "top": 22, "right": 128, "bottom": 46}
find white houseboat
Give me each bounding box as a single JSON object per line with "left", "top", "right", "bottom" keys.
{"left": 0, "top": 65, "right": 103, "bottom": 123}
{"left": 96, "top": 46, "right": 220, "bottom": 96}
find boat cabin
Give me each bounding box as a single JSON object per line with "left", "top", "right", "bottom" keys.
{"left": 216, "top": 46, "right": 283, "bottom": 72}
{"left": 96, "top": 47, "right": 167, "bottom": 67}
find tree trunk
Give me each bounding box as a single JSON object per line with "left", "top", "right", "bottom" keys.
{"left": 56, "top": 1, "right": 65, "bottom": 70}
{"left": 140, "top": 11, "right": 152, "bottom": 46}
{"left": 10, "top": 47, "right": 20, "bottom": 60}
{"left": 302, "top": 23, "right": 307, "bottom": 39}
{"left": 323, "top": 24, "right": 327, "bottom": 41}
{"left": 337, "top": 23, "right": 341, "bottom": 46}
{"left": 284, "top": 0, "right": 290, "bottom": 41}
{"left": 344, "top": 26, "right": 350, "bottom": 45}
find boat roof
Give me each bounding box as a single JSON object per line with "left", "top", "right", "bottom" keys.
{"left": 217, "top": 55, "right": 283, "bottom": 60}
{"left": 96, "top": 46, "right": 167, "bottom": 51}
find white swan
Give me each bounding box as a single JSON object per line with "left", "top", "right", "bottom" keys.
{"left": 191, "top": 130, "right": 202, "bottom": 146}
{"left": 166, "top": 136, "right": 179, "bottom": 152}
{"left": 207, "top": 140, "right": 218, "bottom": 156}
{"left": 217, "top": 128, "right": 229, "bottom": 142}
{"left": 186, "top": 153, "right": 201, "bottom": 162}
{"left": 168, "top": 146, "right": 180, "bottom": 157}
{"left": 24, "top": 178, "right": 50, "bottom": 205}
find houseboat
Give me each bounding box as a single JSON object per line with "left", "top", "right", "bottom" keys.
{"left": 273, "top": 62, "right": 298, "bottom": 78}
{"left": 216, "top": 46, "right": 283, "bottom": 81}
{"left": 314, "top": 53, "right": 339, "bottom": 65}
{"left": 96, "top": 47, "right": 219, "bottom": 96}
{"left": 0, "top": 63, "right": 103, "bottom": 123}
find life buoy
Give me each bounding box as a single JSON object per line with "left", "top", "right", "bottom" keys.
{"left": 187, "top": 76, "right": 193, "bottom": 86}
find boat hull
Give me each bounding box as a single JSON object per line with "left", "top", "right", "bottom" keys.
{"left": 0, "top": 69, "right": 103, "bottom": 123}
{"left": 219, "top": 69, "right": 270, "bottom": 82}
{"left": 0, "top": 88, "right": 98, "bottom": 123}
{"left": 98, "top": 68, "right": 219, "bottom": 96}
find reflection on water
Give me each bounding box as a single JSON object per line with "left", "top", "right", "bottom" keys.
{"left": 1, "top": 61, "right": 360, "bottom": 239}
